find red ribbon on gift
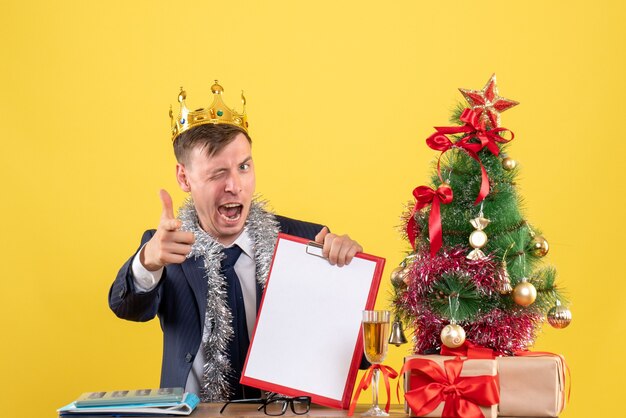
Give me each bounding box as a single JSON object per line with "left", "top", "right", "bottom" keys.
{"left": 399, "top": 356, "right": 499, "bottom": 418}
{"left": 440, "top": 340, "right": 498, "bottom": 359}
{"left": 348, "top": 364, "right": 398, "bottom": 416}
{"left": 406, "top": 184, "right": 453, "bottom": 256}
{"left": 426, "top": 108, "right": 514, "bottom": 205}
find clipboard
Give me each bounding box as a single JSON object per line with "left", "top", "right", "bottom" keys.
{"left": 240, "top": 233, "right": 385, "bottom": 409}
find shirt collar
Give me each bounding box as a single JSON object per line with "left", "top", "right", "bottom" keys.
{"left": 229, "top": 228, "right": 254, "bottom": 259}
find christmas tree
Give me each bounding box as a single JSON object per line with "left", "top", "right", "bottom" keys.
{"left": 392, "top": 75, "right": 572, "bottom": 355}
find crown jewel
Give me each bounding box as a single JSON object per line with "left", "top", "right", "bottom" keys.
{"left": 170, "top": 80, "right": 248, "bottom": 141}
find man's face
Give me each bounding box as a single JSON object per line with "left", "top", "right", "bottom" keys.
{"left": 176, "top": 133, "right": 255, "bottom": 245}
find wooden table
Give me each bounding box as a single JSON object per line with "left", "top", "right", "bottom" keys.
{"left": 194, "top": 403, "right": 407, "bottom": 417}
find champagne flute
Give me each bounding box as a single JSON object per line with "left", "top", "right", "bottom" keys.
{"left": 361, "top": 310, "right": 390, "bottom": 417}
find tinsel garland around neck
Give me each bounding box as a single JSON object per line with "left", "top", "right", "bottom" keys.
{"left": 177, "top": 197, "right": 279, "bottom": 402}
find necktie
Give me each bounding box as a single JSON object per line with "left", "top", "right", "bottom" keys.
{"left": 220, "top": 245, "right": 258, "bottom": 399}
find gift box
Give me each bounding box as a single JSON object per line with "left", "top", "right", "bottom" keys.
{"left": 497, "top": 354, "right": 567, "bottom": 417}
{"left": 402, "top": 355, "right": 499, "bottom": 418}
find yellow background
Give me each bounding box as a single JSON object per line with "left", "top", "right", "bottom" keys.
{"left": 1, "top": 1, "right": 624, "bottom": 416}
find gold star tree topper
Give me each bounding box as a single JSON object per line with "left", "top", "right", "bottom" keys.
{"left": 459, "top": 74, "right": 519, "bottom": 128}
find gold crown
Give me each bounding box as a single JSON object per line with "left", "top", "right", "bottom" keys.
{"left": 169, "top": 80, "right": 248, "bottom": 141}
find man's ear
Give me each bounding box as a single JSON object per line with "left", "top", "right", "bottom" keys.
{"left": 176, "top": 163, "right": 191, "bottom": 192}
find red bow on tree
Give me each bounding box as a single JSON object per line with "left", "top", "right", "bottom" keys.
{"left": 400, "top": 357, "right": 499, "bottom": 418}
{"left": 426, "top": 108, "right": 514, "bottom": 205}
{"left": 407, "top": 184, "right": 453, "bottom": 256}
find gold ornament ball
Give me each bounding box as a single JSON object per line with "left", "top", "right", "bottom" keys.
{"left": 513, "top": 280, "right": 537, "bottom": 306}
{"left": 440, "top": 324, "right": 466, "bottom": 348}
{"left": 469, "top": 230, "right": 488, "bottom": 249}
{"left": 502, "top": 157, "right": 517, "bottom": 170}
{"left": 547, "top": 305, "right": 572, "bottom": 329}
{"left": 531, "top": 236, "right": 549, "bottom": 257}
{"left": 391, "top": 266, "right": 404, "bottom": 285}
{"left": 390, "top": 266, "right": 405, "bottom": 287}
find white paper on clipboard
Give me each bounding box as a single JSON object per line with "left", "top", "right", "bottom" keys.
{"left": 240, "top": 233, "right": 385, "bottom": 409}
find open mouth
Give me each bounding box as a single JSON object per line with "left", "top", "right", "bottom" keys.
{"left": 218, "top": 203, "right": 243, "bottom": 222}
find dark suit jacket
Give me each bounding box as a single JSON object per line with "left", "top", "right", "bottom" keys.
{"left": 108, "top": 215, "right": 323, "bottom": 391}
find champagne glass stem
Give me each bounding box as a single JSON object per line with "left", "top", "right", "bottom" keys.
{"left": 371, "top": 368, "right": 380, "bottom": 410}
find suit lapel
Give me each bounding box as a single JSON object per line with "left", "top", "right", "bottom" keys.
{"left": 181, "top": 255, "right": 208, "bottom": 326}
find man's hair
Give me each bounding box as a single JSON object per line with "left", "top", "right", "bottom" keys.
{"left": 173, "top": 124, "right": 252, "bottom": 164}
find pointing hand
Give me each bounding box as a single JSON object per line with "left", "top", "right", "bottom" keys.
{"left": 140, "top": 189, "right": 195, "bottom": 271}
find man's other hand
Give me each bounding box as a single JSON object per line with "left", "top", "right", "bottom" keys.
{"left": 140, "top": 189, "right": 195, "bottom": 271}
{"left": 314, "top": 226, "right": 363, "bottom": 267}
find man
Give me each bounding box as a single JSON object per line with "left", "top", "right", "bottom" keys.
{"left": 109, "top": 81, "right": 363, "bottom": 402}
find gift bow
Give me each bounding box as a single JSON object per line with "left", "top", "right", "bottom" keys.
{"left": 348, "top": 364, "right": 398, "bottom": 416}
{"left": 400, "top": 357, "right": 499, "bottom": 418}
{"left": 426, "top": 108, "right": 514, "bottom": 205}
{"left": 406, "top": 184, "right": 453, "bottom": 256}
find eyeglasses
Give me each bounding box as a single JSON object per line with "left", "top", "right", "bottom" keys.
{"left": 220, "top": 392, "right": 311, "bottom": 416}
